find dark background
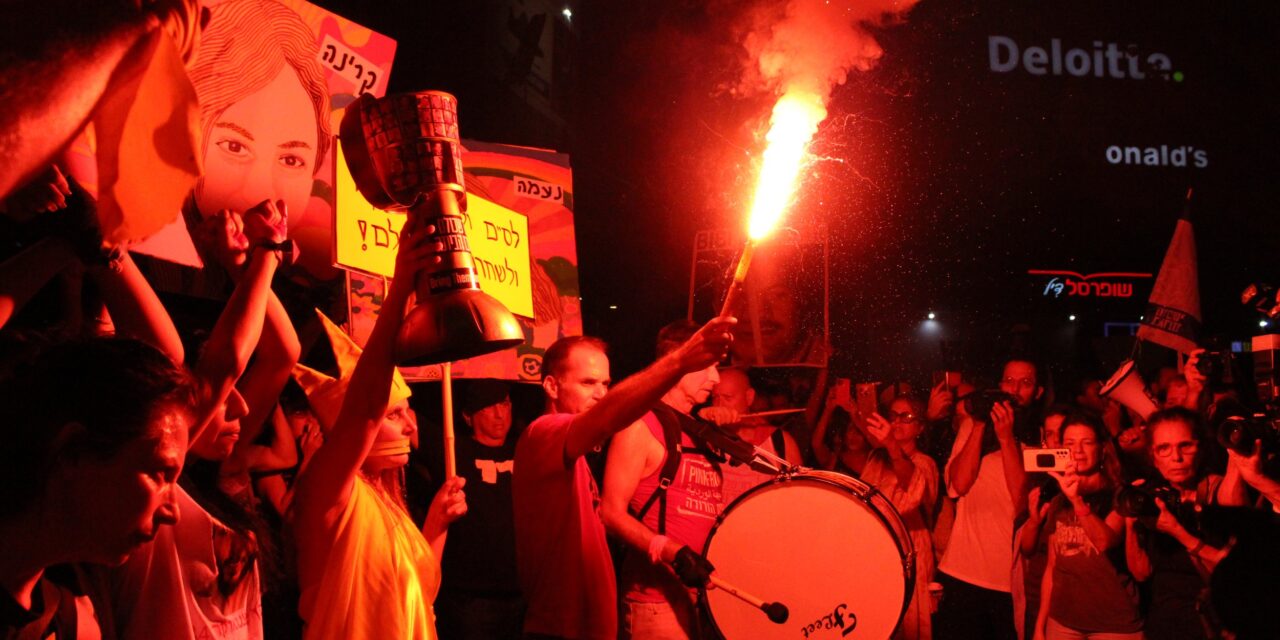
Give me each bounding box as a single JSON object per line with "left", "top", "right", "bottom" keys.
{"left": 314, "top": 0, "right": 1280, "bottom": 394}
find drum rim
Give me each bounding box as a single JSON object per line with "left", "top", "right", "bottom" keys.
{"left": 701, "top": 470, "right": 917, "bottom": 639}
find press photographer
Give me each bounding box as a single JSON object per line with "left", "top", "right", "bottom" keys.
{"left": 1120, "top": 408, "right": 1250, "bottom": 640}
{"left": 1213, "top": 403, "right": 1280, "bottom": 512}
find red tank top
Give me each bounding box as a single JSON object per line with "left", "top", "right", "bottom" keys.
{"left": 619, "top": 409, "right": 725, "bottom": 603}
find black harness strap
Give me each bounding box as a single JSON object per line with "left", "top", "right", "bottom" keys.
{"left": 634, "top": 407, "right": 684, "bottom": 534}
{"left": 633, "top": 405, "right": 726, "bottom": 534}
{"left": 770, "top": 427, "right": 787, "bottom": 459}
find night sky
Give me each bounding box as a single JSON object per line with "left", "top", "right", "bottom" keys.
{"left": 313, "top": 0, "right": 1280, "bottom": 392}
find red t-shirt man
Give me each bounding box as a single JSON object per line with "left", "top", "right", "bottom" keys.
{"left": 512, "top": 321, "right": 735, "bottom": 639}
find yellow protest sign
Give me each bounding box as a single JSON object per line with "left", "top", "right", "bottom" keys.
{"left": 465, "top": 197, "right": 533, "bottom": 318}
{"left": 334, "top": 146, "right": 533, "bottom": 318}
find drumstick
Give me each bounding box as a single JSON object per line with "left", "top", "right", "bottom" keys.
{"left": 740, "top": 408, "right": 806, "bottom": 419}
{"left": 708, "top": 574, "right": 789, "bottom": 624}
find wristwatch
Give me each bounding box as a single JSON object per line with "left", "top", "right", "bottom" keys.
{"left": 254, "top": 238, "right": 297, "bottom": 266}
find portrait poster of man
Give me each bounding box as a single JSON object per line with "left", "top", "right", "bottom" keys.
{"left": 689, "top": 225, "right": 829, "bottom": 369}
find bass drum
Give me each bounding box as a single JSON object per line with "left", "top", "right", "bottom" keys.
{"left": 702, "top": 471, "right": 914, "bottom": 640}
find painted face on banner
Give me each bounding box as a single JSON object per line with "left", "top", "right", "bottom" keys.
{"left": 195, "top": 67, "right": 319, "bottom": 220}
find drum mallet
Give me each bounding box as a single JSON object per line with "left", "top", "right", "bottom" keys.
{"left": 708, "top": 574, "right": 789, "bottom": 624}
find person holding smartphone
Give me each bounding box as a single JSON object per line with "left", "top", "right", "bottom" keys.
{"left": 812, "top": 378, "right": 871, "bottom": 476}
{"left": 1015, "top": 406, "right": 1071, "bottom": 640}
{"left": 1033, "top": 413, "right": 1137, "bottom": 640}
{"left": 864, "top": 395, "right": 940, "bottom": 640}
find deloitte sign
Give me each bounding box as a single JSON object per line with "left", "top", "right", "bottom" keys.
{"left": 988, "top": 36, "right": 1180, "bottom": 81}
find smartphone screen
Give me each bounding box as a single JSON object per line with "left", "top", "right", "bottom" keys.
{"left": 855, "top": 382, "right": 878, "bottom": 417}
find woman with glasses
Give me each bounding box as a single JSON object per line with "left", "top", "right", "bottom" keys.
{"left": 1123, "top": 408, "right": 1247, "bottom": 639}
{"left": 864, "top": 395, "right": 940, "bottom": 640}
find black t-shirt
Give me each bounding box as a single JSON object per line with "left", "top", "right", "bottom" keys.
{"left": 0, "top": 565, "right": 93, "bottom": 640}
{"left": 1141, "top": 475, "right": 1223, "bottom": 640}
{"left": 438, "top": 436, "right": 520, "bottom": 596}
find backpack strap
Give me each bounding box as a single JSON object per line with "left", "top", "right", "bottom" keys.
{"left": 633, "top": 406, "right": 684, "bottom": 534}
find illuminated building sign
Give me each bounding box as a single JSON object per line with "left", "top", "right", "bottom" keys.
{"left": 987, "top": 36, "right": 1179, "bottom": 81}
{"left": 1029, "top": 270, "right": 1153, "bottom": 299}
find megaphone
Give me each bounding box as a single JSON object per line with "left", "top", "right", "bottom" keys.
{"left": 1100, "top": 360, "right": 1159, "bottom": 421}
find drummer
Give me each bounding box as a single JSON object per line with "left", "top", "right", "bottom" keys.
{"left": 707, "top": 366, "right": 803, "bottom": 505}
{"left": 601, "top": 320, "right": 738, "bottom": 640}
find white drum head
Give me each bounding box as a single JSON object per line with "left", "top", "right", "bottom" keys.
{"left": 703, "top": 474, "right": 910, "bottom": 640}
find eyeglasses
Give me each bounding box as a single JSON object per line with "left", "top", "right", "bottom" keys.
{"left": 888, "top": 411, "right": 920, "bottom": 424}
{"left": 1152, "top": 441, "right": 1198, "bottom": 458}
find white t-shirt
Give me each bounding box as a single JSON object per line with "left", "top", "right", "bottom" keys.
{"left": 94, "top": 486, "right": 263, "bottom": 639}
{"left": 938, "top": 421, "right": 1016, "bottom": 592}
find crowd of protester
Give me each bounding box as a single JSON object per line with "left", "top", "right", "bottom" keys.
{"left": 2, "top": 169, "right": 1277, "bottom": 638}
{"left": 1, "top": 11, "right": 1277, "bottom": 637}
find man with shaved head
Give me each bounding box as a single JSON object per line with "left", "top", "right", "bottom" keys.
{"left": 710, "top": 367, "right": 803, "bottom": 504}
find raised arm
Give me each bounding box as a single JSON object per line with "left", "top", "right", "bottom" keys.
{"left": 89, "top": 251, "right": 184, "bottom": 363}
{"left": 224, "top": 293, "right": 301, "bottom": 474}
{"left": 245, "top": 407, "right": 300, "bottom": 473}
{"left": 866, "top": 412, "right": 916, "bottom": 488}
{"left": 0, "top": 4, "right": 191, "bottom": 199}
{"left": 993, "top": 402, "right": 1029, "bottom": 519}
{"left": 189, "top": 203, "right": 285, "bottom": 445}
{"left": 561, "top": 317, "right": 736, "bottom": 464}
{"left": 1019, "top": 486, "right": 1052, "bottom": 554}
{"left": 294, "top": 222, "right": 437, "bottom": 524}
{"left": 1227, "top": 445, "right": 1280, "bottom": 511}
{"left": 946, "top": 413, "right": 984, "bottom": 497}
{"left": 812, "top": 384, "right": 851, "bottom": 469}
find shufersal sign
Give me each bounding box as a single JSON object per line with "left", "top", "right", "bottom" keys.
{"left": 988, "top": 35, "right": 1180, "bottom": 82}
{"left": 1029, "top": 270, "right": 1153, "bottom": 300}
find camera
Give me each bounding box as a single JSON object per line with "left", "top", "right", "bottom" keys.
{"left": 1194, "top": 350, "right": 1235, "bottom": 386}
{"left": 1116, "top": 481, "right": 1183, "bottom": 519}
{"left": 1217, "top": 414, "right": 1279, "bottom": 457}
{"left": 962, "top": 389, "right": 1018, "bottom": 420}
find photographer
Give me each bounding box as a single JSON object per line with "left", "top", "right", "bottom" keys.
{"left": 1122, "top": 408, "right": 1248, "bottom": 640}
{"left": 935, "top": 359, "right": 1039, "bottom": 640}
{"left": 1033, "top": 413, "right": 1138, "bottom": 640}
{"left": 1225, "top": 442, "right": 1280, "bottom": 512}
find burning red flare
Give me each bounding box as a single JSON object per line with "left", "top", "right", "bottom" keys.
{"left": 746, "top": 90, "right": 826, "bottom": 240}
